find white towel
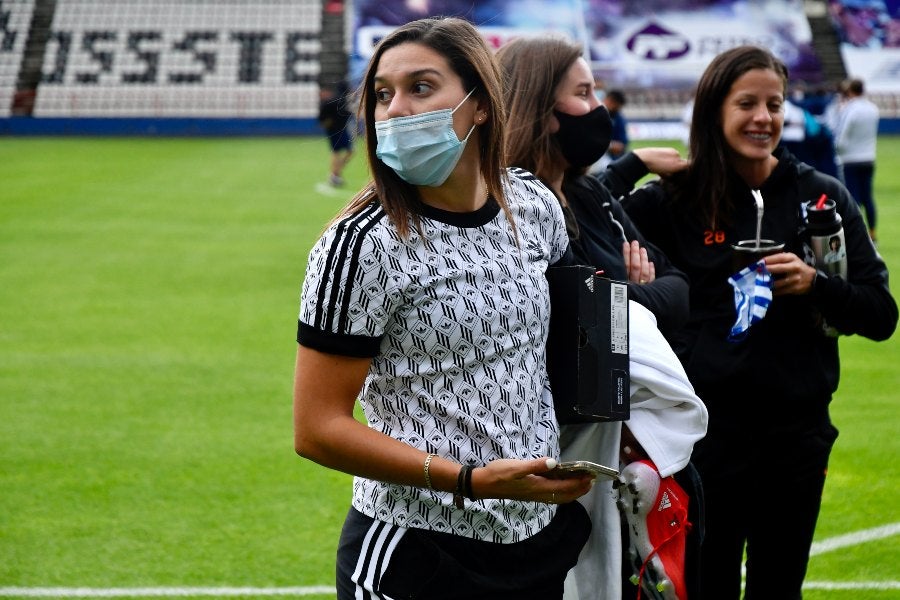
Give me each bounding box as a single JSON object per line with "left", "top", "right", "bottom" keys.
{"left": 562, "top": 301, "right": 708, "bottom": 600}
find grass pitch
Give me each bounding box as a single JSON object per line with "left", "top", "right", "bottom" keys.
{"left": 1, "top": 135, "right": 898, "bottom": 599}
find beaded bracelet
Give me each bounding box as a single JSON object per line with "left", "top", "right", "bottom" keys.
{"left": 423, "top": 453, "right": 437, "bottom": 490}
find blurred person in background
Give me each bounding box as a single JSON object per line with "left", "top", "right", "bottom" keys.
{"left": 295, "top": 18, "right": 595, "bottom": 599}
{"left": 793, "top": 81, "right": 837, "bottom": 118}
{"left": 833, "top": 77, "right": 880, "bottom": 242}
{"left": 591, "top": 88, "right": 629, "bottom": 174}
{"left": 318, "top": 79, "right": 354, "bottom": 187}
{"left": 497, "top": 35, "right": 708, "bottom": 600}
{"left": 604, "top": 89, "right": 629, "bottom": 160}
{"left": 779, "top": 98, "right": 838, "bottom": 178}
{"left": 593, "top": 74, "right": 606, "bottom": 102}
{"left": 621, "top": 45, "right": 897, "bottom": 599}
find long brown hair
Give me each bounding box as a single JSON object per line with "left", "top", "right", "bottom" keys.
{"left": 671, "top": 45, "right": 788, "bottom": 227}
{"left": 334, "top": 17, "right": 512, "bottom": 240}
{"left": 496, "top": 36, "right": 582, "bottom": 182}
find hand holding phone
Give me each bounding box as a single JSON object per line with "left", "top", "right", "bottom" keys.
{"left": 547, "top": 460, "right": 619, "bottom": 481}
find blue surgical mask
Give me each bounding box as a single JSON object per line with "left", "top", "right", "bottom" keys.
{"left": 375, "top": 89, "right": 476, "bottom": 186}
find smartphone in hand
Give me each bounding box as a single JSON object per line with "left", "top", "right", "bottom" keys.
{"left": 549, "top": 460, "right": 619, "bottom": 481}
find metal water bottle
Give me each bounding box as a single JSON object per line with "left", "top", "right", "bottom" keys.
{"left": 805, "top": 196, "right": 847, "bottom": 280}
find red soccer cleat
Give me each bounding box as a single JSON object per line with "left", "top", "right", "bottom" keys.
{"left": 618, "top": 460, "right": 692, "bottom": 600}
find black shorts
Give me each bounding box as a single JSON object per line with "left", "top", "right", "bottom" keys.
{"left": 327, "top": 127, "right": 352, "bottom": 152}
{"left": 336, "top": 504, "right": 590, "bottom": 600}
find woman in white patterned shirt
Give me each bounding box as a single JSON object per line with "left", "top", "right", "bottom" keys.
{"left": 293, "top": 17, "right": 594, "bottom": 600}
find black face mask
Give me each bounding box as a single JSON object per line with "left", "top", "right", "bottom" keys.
{"left": 553, "top": 105, "right": 613, "bottom": 168}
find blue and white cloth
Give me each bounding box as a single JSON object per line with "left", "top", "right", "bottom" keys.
{"left": 727, "top": 261, "right": 773, "bottom": 341}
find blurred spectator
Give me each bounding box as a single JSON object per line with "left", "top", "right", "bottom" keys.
{"left": 604, "top": 89, "right": 629, "bottom": 160}
{"left": 318, "top": 80, "right": 355, "bottom": 187}
{"left": 594, "top": 74, "right": 606, "bottom": 102}
{"left": 779, "top": 100, "right": 839, "bottom": 178}
{"left": 824, "top": 78, "right": 850, "bottom": 134}
{"left": 832, "top": 77, "right": 880, "bottom": 241}
{"left": 796, "top": 82, "right": 838, "bottom": 117}
{"left": 590, "top": 89, "right": 628, "bottom": 174}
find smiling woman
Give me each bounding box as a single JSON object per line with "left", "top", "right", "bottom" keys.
{"left": 718, "top": 68, "right": 786, "bottom": 182}
{"left": 619, "top": 45, "right": 898, "bottom": 599}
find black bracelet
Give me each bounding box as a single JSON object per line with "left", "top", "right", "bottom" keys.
{"left": 464, "top": 464, "right": 475, "bottom": 501}
{"left": 453, "top": 465, "right": 473, "bottom": 509}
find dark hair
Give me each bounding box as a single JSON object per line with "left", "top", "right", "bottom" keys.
{"left": 335, "top": 17, "right": 511, "bottom": 240}
{"left": 605, "top": 89, "right": 626, "bottom": 105}
{"left": 496, "top": 36, "right": 582, "bottom": 182}
{"left": 671, "top": 45, "right": 788, "bottom": 227}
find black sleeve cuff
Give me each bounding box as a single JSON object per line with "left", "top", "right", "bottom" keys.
{"left": 609, "top": 152, "right": 650, "bottom": 185}
{"left": 297, "top": 321, "right": 383, "bottom": 358}
{"left": 593, "top": 152, "right": 650, "bottom": 199}
{"left": 813, "top": 269, "right": 830, "bottom": 297}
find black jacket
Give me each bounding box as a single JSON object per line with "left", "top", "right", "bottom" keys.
{"left": 621, "top": 148, "right": 897, "bottom": 426}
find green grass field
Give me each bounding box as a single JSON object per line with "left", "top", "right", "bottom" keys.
{"left": 1, "top": 135, "right": 898, "bottom": 599}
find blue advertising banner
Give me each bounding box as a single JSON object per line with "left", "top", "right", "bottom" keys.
{"left": 350, "top": 0, "right": 823, "bottom": 91}
{"left": 584, "top": 0, "right": 820, "bottom": 89}
{"left": 350, "top": 0, "right": 589, "bottom": 83}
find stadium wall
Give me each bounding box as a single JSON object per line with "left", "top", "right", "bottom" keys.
{"left": 1, "top": 0, "right": 328, "bottom": 135}
{"left": 0, "top": 116, "right": 320, "bottom": 136}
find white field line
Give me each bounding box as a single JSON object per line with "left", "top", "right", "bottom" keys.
{"left": 809, "top": 521, "right": 900, "bottom": 556}
{"left": 804, "top": 582, "right": 900, "bottom": 590}
{"left": 2, "top": 523, "right": 898, "bottom": 598}
{"left": 2, "top": 581, "right": 900, "bottom": 597}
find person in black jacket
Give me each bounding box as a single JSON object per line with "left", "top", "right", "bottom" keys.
{"left": 621, "top": 45, "right": 898, "bottom": 599}
{"left": 498, "top": 36, "right": 706, "bottom": 600}
{"left": 497, "top": 39, "right": 689, "bottom": 340}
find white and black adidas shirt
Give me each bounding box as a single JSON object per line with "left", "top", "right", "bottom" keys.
{"left": 297, "top": 168, "right": 570, "bottom": 543}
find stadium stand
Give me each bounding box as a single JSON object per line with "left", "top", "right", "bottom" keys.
{"left": 0, "top": 0, "right": 897, "bottom": 134}
{"left": 826, "top": 0, "right": 900, "bottom": 130}
{"left": 0, "top": 0, "right": 35, "bottom": 117}
{"left": 32, "top": 0, "right": 321, "bottom": 118}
